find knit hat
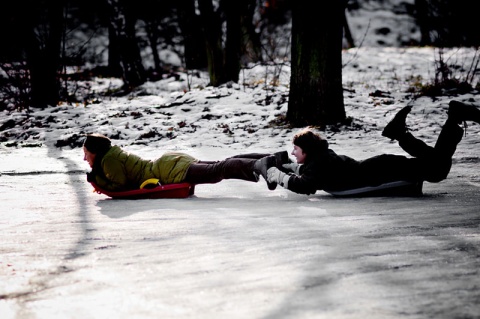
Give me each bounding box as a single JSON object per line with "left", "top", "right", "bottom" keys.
{"left": 83, "top": 134, "right": 112, "bottom": 154}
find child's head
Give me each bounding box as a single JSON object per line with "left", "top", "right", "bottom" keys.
{"left": 83, "top": 134, "right": 111, "bottom": 168}
{"left": 291, "top": 128, "right": 328, "bottom": 163}
{"left": 83, "top": 133, "right": 111, "bottom": 154}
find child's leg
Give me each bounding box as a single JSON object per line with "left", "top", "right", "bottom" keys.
{"left": 433, "top": 119, "right": 464, "bottom": 159}
{"left": 398, "top": 132, "right": 435, "bottom": 158}
{"left": 184, "top": 158, "right": 258, "bottom": 184}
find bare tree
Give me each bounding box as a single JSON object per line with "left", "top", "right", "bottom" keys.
{"left": 414, "top": 0, "right": 480, "bottom": 47}
{"left": 343, "top": 8, "right": 355, "bottom": 48}
{"left": 195, "top": 0, "right": 263, "bottom": 86}
{"left": 224, "top": 1, "right": 242, "bottom": 83}
{"left": 287, "top": 0, "right": 347, "bottom": 127}
{"left": 20, "top": 0, "right": 65, "bottom": 108}
{"left": 105, "top": 0, "right": 146, "bottom": 90}
{"left": 197, "top": 0, "right": 226, "bottom": 86}
{"left": 240, "top": 0, "right": 263, "bottom": 63}
{"left": 414, "top": 0, "right": 431, "bottom": 46}
{"left": 143, "top": 3, "right": 163, "bottom": 75}
{"left": 177, "top": 0, "right": 208, "bottom": 70}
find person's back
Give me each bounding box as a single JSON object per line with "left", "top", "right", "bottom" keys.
{"left": 288, "top": 148, "right": 362, "bottom": 194}
{"left": 98, "top": 147, "right": 197, "bottom": 191}
{"left": 98, "top": 146, "right": 151, "bottom": 191}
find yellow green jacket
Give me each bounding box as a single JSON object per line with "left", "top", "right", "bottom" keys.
{"left": 93, "top": 146, "right": 197, "bottom": 191}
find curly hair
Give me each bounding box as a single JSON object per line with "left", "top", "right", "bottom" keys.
{"left": 292, "top": 128, "right": 329, "bottom": 157}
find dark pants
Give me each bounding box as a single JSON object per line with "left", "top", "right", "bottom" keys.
{"left": 184, "top": 156, "right": 261, "bottom": 185}
{"left": 359, "top": 119, "right": 464, "bottom": 186}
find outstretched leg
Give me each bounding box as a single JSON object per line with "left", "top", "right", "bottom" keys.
{"left": 184, "top": 158, "right": 259, "bottom": 184}
{"left": 380, "top": 101, "right": 472, "bottom": 183}
{"left": 383, "top": 101, "right": 473, "bottom": 159}
{"left": 383, "top": 105, "right": 435, "bottom": 158}
{"left": 434, "top": 118, "right": 464, "bottom": 158}
{"left": 429, "top": 100, "right": 480, "bottom": 159}
{"left": 398, "top": 133, "right": 435, "bottom": 158}
{"left": 424, "top": 100, "right": 480, "bottom": 179}
{"left": 400, "top": 111, "right": 465, "bottom": 182}
{"left": 228, "top": 153, "right": 271, "bottom": 160}
{"left": 228, "top": 151, "right": 291, "bottom": 164}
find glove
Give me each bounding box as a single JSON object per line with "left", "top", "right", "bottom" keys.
{"left": 282, "top": 162, "right": 300, "bottom": 174}
{"left": 267, "top": 167, "right": 290, "bottom": 188}
{"left": 86, "top": 172, "right": 95, "bottom": 182}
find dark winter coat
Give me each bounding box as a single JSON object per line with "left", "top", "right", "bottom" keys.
{"left": 90, "top": 145, "right": 197, "bottom": 191}
{"left": 286, "top": 149, "right": 362, "bottom": 195}
{"left": 285, "top": 148, "right": 423, "bottom": 195}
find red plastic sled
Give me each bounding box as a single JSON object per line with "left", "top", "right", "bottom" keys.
{"left": 90, "top": 182, "right": 195, "bottom": 199}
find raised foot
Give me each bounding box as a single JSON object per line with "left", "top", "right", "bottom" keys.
{"left": 448, "top": 100, "right": 480, "bottom": 124}
{"left": 382, "top": 105, "right": 412, "bottom": 140}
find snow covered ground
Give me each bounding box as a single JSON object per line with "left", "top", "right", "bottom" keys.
{"left": 2, "top": 46, "right": 480, "bottom": 319}
{"left": 1, "top": 146, "right": 480, "bottom": 319}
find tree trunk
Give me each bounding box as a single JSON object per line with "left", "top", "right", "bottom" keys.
{"left": 343, "top": 10, "right": 355, "bottom": 48}
{"left": 194, "top": 0, "right": 256, "bottom": 86}
{"left": 145, "top": 20, "right": 162, "bottom": 74}
{"left": 24, "top": 0, "right": 64, "bottom": 108}
{"left": 177, "top": 0, "right": 208, "bottom": 70}
{"left": 415, "top": 0, "right": 480, "bottom": 47}
{"left": 414, "top": 0, "right": 431, "bottom": 45}
{"left": 224, "top": 1, "right": 241, "bottom": 83}
{"left": 240, "top": 0, "right": 263, "bottom": 63}
{"left": 198, "top": 0, "right": 226, "bottom": 86}
{"left": 287, "top": 0, "right": 347, "bottom": 127}
{"left": 106, "top": 0, "right": 146, "bottom": 90}
{"left": 107, "top": 23, "right": 123, "bottom": 77}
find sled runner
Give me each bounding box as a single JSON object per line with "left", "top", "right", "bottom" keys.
{"left": 325, "top": 181, "right": 423, "bottom": 197}
{"left": 90, "top": 181, "right": 195, "bottom": 199}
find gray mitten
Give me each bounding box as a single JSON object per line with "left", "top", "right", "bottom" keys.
{"left": 282, "top": 162, "right": 300, "bottom": 174}
{"left": 267, "top": 167, "right": 290, "bottom": 188}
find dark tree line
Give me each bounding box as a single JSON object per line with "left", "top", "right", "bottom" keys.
{"left": 0, "top": 0, "right": 477, "bottom": 128}
{"left": 0, "top": 0, "right": 266, "bottom": 108}
{"left": 415, "top": 0, "right": 480, "bottom": 47}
